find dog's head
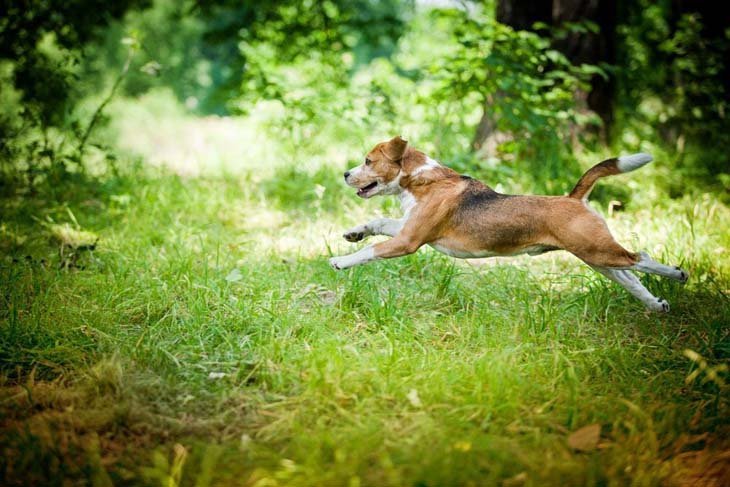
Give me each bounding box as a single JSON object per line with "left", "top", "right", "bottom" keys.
{"left": 344, "top": 136, "right": 408, "bottom": 198}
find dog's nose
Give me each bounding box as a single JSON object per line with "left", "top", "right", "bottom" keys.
{"left": 344, "top": 171, "right": 350, "bottom": 180}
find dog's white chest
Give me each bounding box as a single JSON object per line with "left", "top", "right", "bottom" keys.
{"left": 399, "top": 190, "right": 417, "bottom": 216}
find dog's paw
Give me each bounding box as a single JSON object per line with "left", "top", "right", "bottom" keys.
{"left": 329, "top": 257, "right": 344, "bottom": 270}
{"left": 648, "top": 298, "right": 670, "bottom": 313}
{"left": 343, "top": 231, "right": 365, "bottom": 242}
{"left": 343, "top": 227, "right": 367, "bottom": 242}
{"left": 675, "top": 266, "right": 689, "bottom": 283}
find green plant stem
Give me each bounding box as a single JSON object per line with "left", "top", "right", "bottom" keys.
{"left": 77, "top": 48, "right": 134, "bottom": 157}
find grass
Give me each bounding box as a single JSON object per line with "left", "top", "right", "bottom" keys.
{"left": 1, "top": 129, "right": 729, "bottom": 486}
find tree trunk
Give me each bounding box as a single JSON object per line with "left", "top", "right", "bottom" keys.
{"left": 552, "top": 0, "right": 617, "bottom": 139}
{"left": 496, "top": 1, "right": 552, "bottom": 30}
{"left": 473, "top": 0, "right": 617, "bottom": 149}
{"left": 471, "top": 99, "right": 497, "bottom": 151}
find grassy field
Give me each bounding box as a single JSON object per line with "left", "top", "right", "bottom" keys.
{"left": 1, "top": 113, "right": 729, "bottom": 485}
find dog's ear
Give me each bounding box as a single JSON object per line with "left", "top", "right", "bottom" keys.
{"left": 383, "top": 135, "right": 408, "bottom": 162}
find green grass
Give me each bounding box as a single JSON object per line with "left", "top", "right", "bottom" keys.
{"left": 1, "top": 151, "right": 729, "bottom": 486}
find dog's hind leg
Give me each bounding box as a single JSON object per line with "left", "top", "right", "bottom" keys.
{"left": 556, "top": 209, "right": 640, "bottom": 269}
{"left": 632, "top": 252, "right": 688, "bottom": 282}
{"left": 592, "top": 267, "right": 670, "bottom": 312}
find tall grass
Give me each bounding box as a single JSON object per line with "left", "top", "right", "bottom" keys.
{"left": 1, "top": 109, "right": 729, "bottom": 485}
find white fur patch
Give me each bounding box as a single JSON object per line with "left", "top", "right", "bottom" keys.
{"left": 370, "top": 218, "right": 404, "bottom": 236}
{"left": 410, "top": 157, "right": 441, "bottom": 176}
{"left": 345, "top": 218, "right": 404, "bottom": 240}
{"left": 594, "top": 267, "right": 669, "bottom": 312}
{"left": 429, "top": 243, "right": 498, "bottom": 258}
{"left": 617, "top": 153, "right": 653, "bottom": 173}
{"left": 399, "top": 190, "right": 417, "bottom": 216}
{"left": 379, "top": 171, "right": 403, "bottom": 195}
{"left": 632, "top": 252, "right": 688, "bottom": 282}
{"left": 348, "top": 165, "right": 364, "bottom": 178}
{"left": 428, "top": 243, "right": 550, "bottom": 259}
{"left": 330, "top": 246, "right": 376, "bottom": 270}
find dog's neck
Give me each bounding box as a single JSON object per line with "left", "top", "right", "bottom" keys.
{"left": 398, "top": 148, "right": 462, "bottom": 192}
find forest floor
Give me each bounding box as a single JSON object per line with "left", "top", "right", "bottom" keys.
{"left": 1, "top": 111, "right": 729, "bottom": 486}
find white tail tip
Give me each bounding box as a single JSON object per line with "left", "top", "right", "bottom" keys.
{"left": 617, "top": 153, "right": 653, "bottom": 172}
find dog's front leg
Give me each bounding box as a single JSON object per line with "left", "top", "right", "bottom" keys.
{"left": 329, "top": 245, "right": 377, "bottom": 270}
{"left": 343, "top": 218, "right": 403, "bottom": 242}
{"left": 329, "top": 236, "right": 421, "bottom": 270}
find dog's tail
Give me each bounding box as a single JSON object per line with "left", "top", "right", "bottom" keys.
{"left": 569, "top": 153, "right": 653, "bottom": 200}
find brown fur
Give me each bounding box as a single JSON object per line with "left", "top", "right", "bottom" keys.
{"left": 569, "top": 158, "right": 621, "bottom": 200}
{"left": 365, "top": 137, "right": 638, "bottom": 268}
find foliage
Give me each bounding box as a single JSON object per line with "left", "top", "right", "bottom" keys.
{"left": 86, "top": 0, "right": 412, "bottom": 116}
{"left": 197, "top": 0, "right": 411, "bottom": 111}
{"left": 84, "top": 0, "right": 228, "bottom": 114}
{"left": 418, "top": 8, "right": 595, "bottom": 192}
{"left": 205, "top": 0, "right": 415, "bottom": 155}
{"left": 0, "top": 0, "right": 146, "bottom": 126}
{"left": 0, "top": 0, "right": 146, "bottom": 190}
{"left": 617, "top": 0, "right": 730, "bottom": 192}
{"left": 430, "top": 8, "right": 600, "bottom": 136}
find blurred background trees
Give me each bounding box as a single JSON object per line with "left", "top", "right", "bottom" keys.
{"left": 1, "top": 0, "right": 728, "bottom": 196}
{"left": 0, "top": 0, "right": 147, "bottom": 187}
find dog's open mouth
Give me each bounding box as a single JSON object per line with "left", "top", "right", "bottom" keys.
{"left": 356, "top": 181, "right": 378, "bottom": 198}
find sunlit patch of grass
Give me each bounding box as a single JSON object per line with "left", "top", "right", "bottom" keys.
{"left": 1, "top": 152, "right": 729, "bottom": 485}
{"left": 106, "top": 89, "right": 287, "bottom": 177}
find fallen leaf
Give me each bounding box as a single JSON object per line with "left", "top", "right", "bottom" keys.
{"left": 568, "top": 423, "right": 601, "bottom": 452}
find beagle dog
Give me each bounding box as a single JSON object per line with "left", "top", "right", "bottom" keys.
{"left": 330, "top": 136, "right": 687, "bottom": 312}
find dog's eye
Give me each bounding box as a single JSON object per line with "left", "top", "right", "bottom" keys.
{"left": 365, "top": 158, "right": 372, "bottom": 166}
